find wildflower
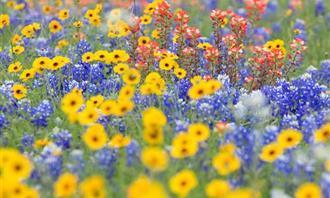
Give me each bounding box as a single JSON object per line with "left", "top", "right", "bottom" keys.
{"left": 58, "top": 9, "right": 69, "bottom": 21}
{"left": 73, "top": 20, "right": 83, "bottom": 28}
{"left": 152, "top": 29, "right": 160, "bottom": 39}
{"left": 118, "top": 85, "right": 135, "bottom": 100}
{"left": 295, "top": 182, "right": 322, "bottom": 198}
{"left": 171, "top": 133, "right": 199, "bottom": 158}
{"left": 114, "top": 63, "right": 129, "bottom": 75}
{"left": 140, "top": 15, "right": 152, "bottom": 25}
{"left": 197, "top": 42, "right": 212, "bottom": 50}
{"left": 89, "top": 15, "right": 101, "bottom": 26}
{"left": 34, "top": 138, "right": 51, "bottom": 148}
{"left": 188, "top": 82, "right": 207, "bottom": 100}
{"left": 12, "top": 46, "right": 24, "bottom": 55}
{"left": 314, "top": 123, "right": 330, "bottom": 143}
{"left": 61, "top": 92, "right": 84, "bottom": 114}
{"left": 190, "top": 75, "right": 204, "bottom": 85}
{"left": 206, "top": 79, "right": 222, "bottom": 94}
{"left": 141, "top": 147, "right": 168, "bottom": 172}
{"left": 32, "top": 57, "right": 51, "bottom": 71}
{"left": 49, "top": 20, "right": 63, "bottom": 34}
{"left": 94, "top": 50, "right": 109, "bottom": 62}
{"left": 57, "top": 39, "right": 69, "bottom": 49}
{"left": 0, "top": 14, "right": 10, "bottom": 29}
{"left": 187, "top": 123, "right": 210, "bottom": 142}
{"left": 128, "top": 176, "right": 167, "bottom": 198}
{"left": 225, "top": 188, "right": 257, "bottom": 198}
{"left": 142, "top": 107, "right": 167, "bottom": 129}
{"left": 122, "top": 69, "right": 141, "bottom": 85}
{"left": 78, "top": 107, "right": 99, "bottom": 125}
{"left": 82, "top": 52, "right": 95, "bottom": 63}
{"left": 42, "top": 5, "right": 52, "bottom": 14}
{"left": 212, "top": 152, "right": 241, "bottom": 175}
{"left": 112, "top": 100, "right": 134, "bottom": 117}
{"left": 11, "top": 34, "right": 22, "bottom": 45}
{"left": 174, "top": 68, "right": 187, "bottom": 79}
{"left": 259, "top": 142, "right": 284, "bottom": 163}
{"left": 108, "top": 133, "right": 131, "bottom": 148}
{"left": 277, "top": 128, "right": 303, "bottom": 149}
{"left": 85, "top": 9, "right": 98, "bottom": 20}
{"left": 109, "top": 50, "right": 130, "bottom": 64}
{"left": 54, "top": 172, "right": 78, "bottom": 197}
{"left": 86, "top": 95, "right": 104, "bottom": 108}
{"left": 12, "top": 84, "right": 27, "bottom": 100}
{"left": 79, "top": 175, "right": 106, "bottom": 198}
{"left": 205, "top": 179, "right": 231, "bottom": 198}
{"left": 144, "top": 3, "right": 156, "bottom": 15}
{"left": 1, "top": 149, "right": 33, "bottom": 180}
{"left": 138, "top": 36, "right": 151, "bottom": 46}
{"left": 169, "top": 169, "right": 198, "bottom": 198}
{"left": 159, "top": 58, "right": 176, "bottom": 71}
{"left": 143, "top": 127, "right": 164, "bottom": 145}
{"left": 20, "top": 69, "right": 36, "bottom": 82}
{"left": 8, "top": 61, "right": 22, "bottom": 73}
{"left": 83, "top": 124, "right": 108, "bottom": 150}
{"left": 99, "top": 99, "right": 116, "bottom": 116}
{"left": 219, "top": 143, "right": 236, "bottom": 154}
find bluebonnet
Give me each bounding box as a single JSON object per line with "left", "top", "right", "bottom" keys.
{"left": 51, "top": 130, "right": 73, "bottom": 149}
{"left": 67, "top": 150, "right": 85, "bottom": 176}
{"left": 126, "top": 140, "right": 140, "bottom": 166}
{"left": 321, "top": 173, "right": 330, "bottom": 198}
{"left": 95, "top": 148, "right": 118, "bottom": 177}
{"left": 21, "top": 133, "right": 35, "bottom": 148}
{"left": 307, "top": 60, "right": 330, "bottom": 86}
{"left": 76, "top": 40, "right": 92, "bottom": 56}
{"left": 315, "top": 0, "right": 325, "bottom": 16}
{"left": 30, "top": 100, "right": 54, "bottom": 127}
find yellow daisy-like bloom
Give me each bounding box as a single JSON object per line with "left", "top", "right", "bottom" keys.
{"left": 114, "top": 63, "right": 129, "bottom": 75}
{"left": 20, "top": 68, "right": 36, "bottom": 82}
{"left": 188, "top": 82, "right": 208, "bottom": 100}
{"left": 277, "top": 128, "right": 303, "bottom": 149}
{"left": 138, "top": 36, "right": 151, "bottom": 46}
{"left": 225, "top": 188, "right": 258, "bottom": 198}
{"left": 49, "top": 20, "right": 62, "bottom": 34}
{"left": 21, "top": 24, "right": 36, "bottom": 38}
{"left": 12, "top": 84, "right": 27, "bottom": 100}
{"left": 169, "top": 169, "right": 198, "bottom": 198}
{"left": 205, "top": 179, "right": 231, "bottom": 198}
{"left": 42, "top": 5, "right": 52, "bottom": 15}
{"left": 144, "top": 3, "right": 156, "bottom": 15}
{"left": 61, "top": 91, "right": 84, "bottom": 114}
{"left": 141, "top": 147, "right": 168, "bottom": 172}
{"left": 140, "top": 14, "right": 152, "bottom": 25}
{"left": 58, "top": 9, "right": 69, "bottom": 21}
{"left": 142, "top": 107, "right": 167, "bottom": 129}
{"left": 108, "top": 133, "right": 131, "bottom": 148}
{"left": 32, "top": 57, "right": 51, "bottom": 71}
{"left": 190, "top": 75, "right": 204, "bottom": 85}
{"left": 118, "top": 85, "right": 135, "bottom": 100}
{"left": 127, "top": 175, "right": 167, "bottom": 198}
{"left": 99, "top": 99, "right": 116, "bottom": 116}
{"left": 259, "top": 142, "right": 284, "bottom": 163}
{"left": 0, "top": 14, "right": 10, "bottom": 29}
{"left": 82, "top": 52, "right": 95, "bottom": 63}
{"left": 295, "top": 182, "right": 322, "bottom": 198}
{"left": 11, "top": 34, "right": 22, "bottom": 45}
{"left": 73, "top": 20, "right": 83, "bottom": 28}
{"left": 54, "top": 172, "right": 78, "bottom": 198}
{"left": 174, "top": 68, "right": 187, "bottom": 79}
{"left": 108, "top": 50, "right": 130, "bottom": 64}
{"left": 314, "top": 123, "right": 330, "bottom": 143}
{"left": 112, "top": 100, "right": 135, "bottom": 117}
{"left": 171, "top": 133, "right": 199, "bottom": 159}
{"left": 122, "top": 69, "right": 141, "bottom": 85}
{"left": 86, "top": 95, "right": 104, "bottom": 108}
{"left": 187, "top": 123, "right": 210, "bottom": 142}
{"left": 57, "top": 39, "right": 69, "bottom": 49}
{"left": 263, "top": 40, "right": 274, "bottom": 51}
{"left": 78, "top": 107, "right": 99, "bottom": 125}
{"left": 143, "top": 127, "right": 164, "bottom": 145}
{"left": 82, "top": 124, "right": 108, "bottom": 150}
{"left": 85, "top": 9, "right": 98, "bottom": 20}
{"left": 94, "top": 50, "right": 110, "bottom": 62}
{"left": 219, "top": 143, "right": 236, "bottom": 154}
{"left": 8, "top": 61, "right": 23, "bottom": 73}
{"left": 212, "top": 152, "right": 241, "bottom": 176}
{"left": 151, "top": 29, "right": 160, "bottom": 39}
{"left": 206, "top": 79, "right": 222, "bottom": 95}
{"left": 12, "top": 46, "right": 24, "bottom": 55}
{"left": 197, "top": 42, "right": 212, "bottom": 50}
{"left": 79, "top": 175, "right": 106, "bottom": 198}
{"left": 159, "top": 58, "right": 176, "bottom": 71}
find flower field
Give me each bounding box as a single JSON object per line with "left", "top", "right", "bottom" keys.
{"left": 1, "top": 0, "right": 330, "bottom": 197}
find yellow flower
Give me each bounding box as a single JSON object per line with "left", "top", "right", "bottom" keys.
{"left": 20, "top": 68, "right": 36, "bottom": 82}
{"left": 83, "top": 124, "right": 108, "bottom": 150}
{"left": 225, "top": 188, "right": 257, "bottom": 198}
{"left": 295, "top": 182, "right": 322, "bottom": 198}
{"left": 48, "top": 56, "right": 68, "bottom": 70}
{"left": 206, "top": 79, "right": 222, "bottom": 95}
{"left": 42, "top": 5, "right": 52, "bottom": 14}
{"left": 263, "top": 41, "right": 274, "bottom": 51}
{"left": 8, "top": 61, "right": 23, "bottom": 73}
{"left": 94, "top": 50, "right": 110, "bottom": 62}
{"left": 174, "top": 68, "right": 187, "bottom": 79}
{"left": 138, "top": 36, "right": 151, "bottom": 46}
{"left": 108, "top": 50, "right": 130, "bottom": 64}
{"left": 78, "top": 107, "right": 99, "bottom": 125}
{"left": 314, "top": 123, "right": 330, "bottom": 143}
{"left": 277, "top": 128, "right": 303, "bottom": 149}
{"left": 114, "top": 63, "right": 129, "bottom": 75}
{"left": 190, "top": 75, "right": 204, "bottom": 85}
{"left": 122, "top": 69, "right": 141, "bottom": 85}
{"left": 187, "top": 123, "right": 210, "bottom": 142}
{"left": 82, "top": 52, "right": 95, "bottom": 63}
{"left": 79, "top": 175, "right": 106, "bottom": 198}
{"left": 169, "top": 169, "right": 198, "bottom": 198}
{"left": 73, "top": 20, "right": 83, "bottom": 28}
{"left": 89, "top": 15, "right": 101, "bottom": 27}
{"left": 140, "top": 83, "right": 159, "bottom": 95}
{"left": 142, "top": 107, "right": 167, "bottom": 129}
{"left": 197, "top": 42, "right": 212, "bottom": 50}
{"left": 12, "top": 46, "right": 24, "bottom": 55}
{"left": 86, "top": 95, "right": 104, "bottom": 108}
{"left": 141, "top": 147, "right": 168, "bottom": 172}
{"left": 11, "top": 34, "right": 22, "bottom": 45}
{"left": 205, "top": 179, "right": 231, "bottom": 198}
{"left": 49, "top": 20, "right": 62, "bottom": 34}
{"left": 61, "top": 91, "right": 84, "bottom": 114}
{"left": 85, "top": 9, "right": 98, "bottom": 20}
{"left": 140, "top": 15, "right": 152, "bottom": 25}
{"left": 188, "top": 82, "right": 208, "bottom": 100}
{"left": 57, "top": 39, "right": 69, "bottom": 49}
{"left": 144, "top": 3, "right": 156, "bottom": 15}
{"left": 259, "top": 142, "right": 284, "bottom": 163}
{"left": 12, "top": 84, "right": 27, "bottom": 100}
{"left": 212, "top": 152, "right": 241, "bottom": 175}
{"left": 99, "top": 99, "right": 116, "bottom": 116}
{"left": 108, "top": 133, "right": 131, "bottom": 148}
{"left": 33, "top": 138, "right": 51, "bottom": 148}
{"left": 32, "top": 57, "right": 51, "bottom": 71}
{"left": 112, "top": 100, "right": 134, "bottom": 117}
{"left": 171, "top": 133, "right": 199, "bottom": 159}
{"left": 54, "top": 172, "right": 78, "bottom": 197}
{"left": 273, "top": 39, "right": 284, "bottom": 49}
{"left": 128, "top": 175, "right": 167, "bottom": 198}
{"left": 0, "top": 14, "right": 10, "bottom": 29}
{"left": 1, "top": 149, "right": 33, "bottom": 180}
{"left": 118, "top": 85, "right": 135, "bottom": 100}
{"left": 143, "top": 127, "right": 164, "bottom": 145}
{"left": 151, "top": 29, "right": 160, "bottom": 39}
{"left": 58, "top": 9, "right": 69, "bottom": 21}
{"left": 159, "top": 58, "right": 176, "bottom": 71}
{"left": 21, "top": 24, "right": 36, "bottom": 38}
{"left": 219, "top": 143, "right": 236, "bottom": 154}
